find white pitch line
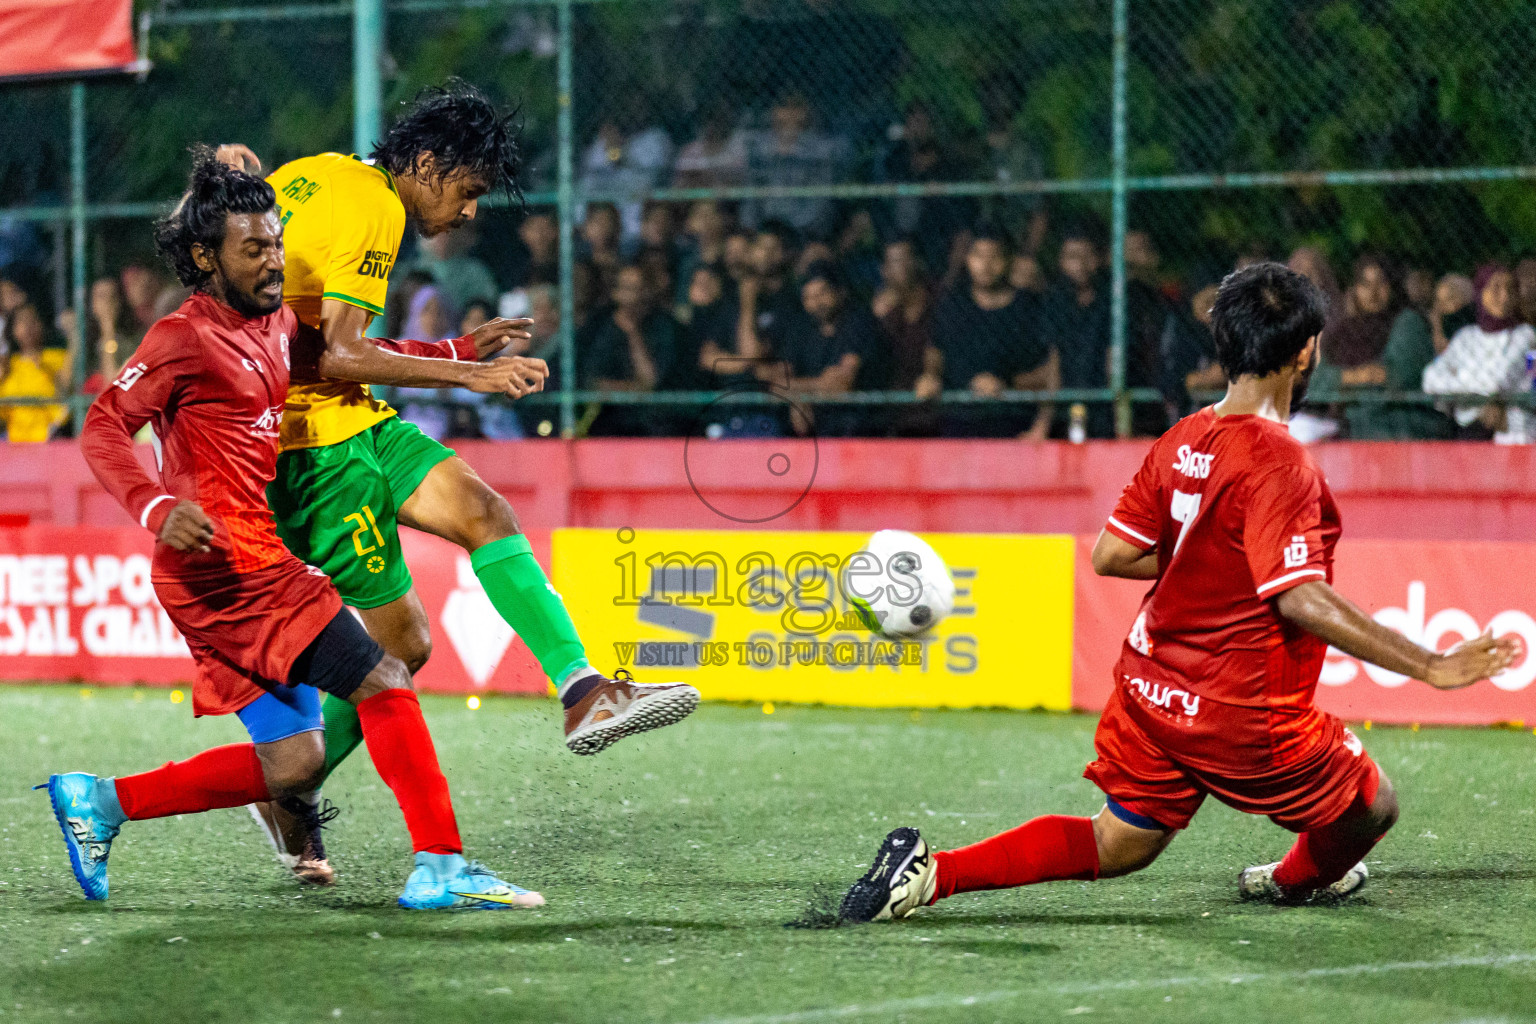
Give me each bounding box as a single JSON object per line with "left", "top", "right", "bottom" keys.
{"left": 683, "top": 951, "right": 1536, "bottom": 1024}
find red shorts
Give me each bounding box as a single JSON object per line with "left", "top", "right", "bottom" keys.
{"left": 154, "top": 555, "right": 343, "bottom": 717}
{"left": 1083, "top": 679, "right": 1379, "bottom": 833}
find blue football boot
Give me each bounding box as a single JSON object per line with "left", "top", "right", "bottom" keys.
{"left": 38, "top": 773, "right": 123, "bottom": 901}
{"left": 397, "top": 853, "right": 544, "bottom": 910}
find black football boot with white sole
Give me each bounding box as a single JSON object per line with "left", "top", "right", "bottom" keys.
{"left": 839, "top": 827, "right": 937, "bottom": 923}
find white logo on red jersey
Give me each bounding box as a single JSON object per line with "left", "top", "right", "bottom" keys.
{"left": 1172, "top": 444, "right": 1214, "bottom": 479}
{"left": 1283, "top": 535, "right": 1309, "bottom": 569}
{"left": 1127, "top": 610, "right": 1151, "bottom": 656}
{"left": 1342, "top": 728, "right": 1363, "bottom": 757}
{"left": 279, "top": 333, "right": 290, "bottom": 370}
{"left": 241, "top": 357, "right": 264, "bottom": 374}
{"left": 1127, "top": 675, "right": 1200, "bottom": 717}
{"left": 250, "top": 404, "right": 285, "bottom": 437}
{"left": 114, "top": 362, "right": 148, "bottom": 392}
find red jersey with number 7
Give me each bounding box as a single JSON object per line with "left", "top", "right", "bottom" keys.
{"left": 1103, "top": 407, "right": 1341, "bottom": 715}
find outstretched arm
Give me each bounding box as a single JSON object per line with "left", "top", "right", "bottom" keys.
{"left": 1276, "top": 580, "right": 1518, "bottom": 689}
{"left": 304, "top": 300, "right": 547, "bottom": 397}
{"left": 372, "top": 316, "right": 535, "bottom": 362}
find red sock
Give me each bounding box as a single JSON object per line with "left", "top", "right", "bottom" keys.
{"left": 114, "top": 743, "right": 270, "bottom": 821}
{"left": 357, "top": 689, "right": 462, "bottom": 855}
{"left": 932, "top": 815, "right": 1099, "bottom": 902}
{"left": 1273, "top": 777, "right": 1385, "bottom": 893}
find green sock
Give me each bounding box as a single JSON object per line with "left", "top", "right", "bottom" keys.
{"left": 470, "top": 533, "right": 590, "bottom": 691}
{"left": 321, "top": 693, "right": 366, "bottom": 779}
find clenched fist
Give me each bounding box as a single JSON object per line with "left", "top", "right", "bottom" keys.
{"left": 159, "top": 500, "right": 215, "bottom": 553}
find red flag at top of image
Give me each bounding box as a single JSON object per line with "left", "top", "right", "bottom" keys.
{"left": 0, "top": 0, "right": 138, "bottom": 83}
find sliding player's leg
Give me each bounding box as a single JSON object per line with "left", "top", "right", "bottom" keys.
{"left": 1238, "top": 728, "right": 1395, "bottom": 903}
{"left": 301, "top": 606, "right": 542, "bottom": 910}
{"left": 41, "top": 685, "right": 327, "bottom": 901}
{"left": 840, "top": 685, "right": 1195, "bottom": 923}
{"left": 840, "top": 804, "right": 1178, "bottom": 923}
{"left": 396, "top": 444, "right": 699, "bottom": 754}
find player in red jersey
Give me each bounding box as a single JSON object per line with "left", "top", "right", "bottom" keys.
{"left": 840, "top": 262, "right": 1520, "bottom": 919}
{"left": 40, "top": 151, "right": 546, "bottom": 909}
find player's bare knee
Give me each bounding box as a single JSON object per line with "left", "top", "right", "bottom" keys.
{"left": 1093, "top": 807, "right": 1174, "bottom": 878}
{"left": 350, "top": 654, "right": 415, "bottom": 703}
{"left": 465, "top": 488, "right": 520, "bottom": 549}
{"left": 1367, "top": 776, "right": 1399, "bottom": 834}
{"left": 257, "top": 733, "right": 326, "bottom": 797}
{"left": 394, "top": 628, "right": 432, "bottom": 675}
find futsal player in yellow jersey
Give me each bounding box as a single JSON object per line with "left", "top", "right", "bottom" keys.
{"left": 218, "top": 82, "right": 700, "bottom": 886}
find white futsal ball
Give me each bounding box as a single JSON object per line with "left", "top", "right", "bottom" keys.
{"left": 846, "top": 529, "right": 956, "bottom": 637}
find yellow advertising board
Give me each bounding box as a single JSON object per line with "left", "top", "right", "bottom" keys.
{"left": 551, "top": 528, "right": 1074, "bottom": 710}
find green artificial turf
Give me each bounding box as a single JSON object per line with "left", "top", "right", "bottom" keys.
{"left": 2, "top": 686, "right": 1535, "bottom": 1023}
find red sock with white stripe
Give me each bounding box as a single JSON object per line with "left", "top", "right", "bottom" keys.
{"left": 113, "top": 743, "right": 270, "bottom": 820}
{"left": 357, "top": 688, "right": 462, "bottom": 855}
{"left": 931, "top": 815, "right": 1100, "bottom": 902}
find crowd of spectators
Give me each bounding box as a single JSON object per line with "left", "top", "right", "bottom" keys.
{"left": 6, "top": 93, "right": 1536, "bottom": 443}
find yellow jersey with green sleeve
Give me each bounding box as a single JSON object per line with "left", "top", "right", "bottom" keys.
{"left": 267, "top": 152, "right": 404, "bottom": 452}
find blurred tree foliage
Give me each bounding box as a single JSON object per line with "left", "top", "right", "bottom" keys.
{"left": 1, "top": 0, "right": 1532, "bottom": 270}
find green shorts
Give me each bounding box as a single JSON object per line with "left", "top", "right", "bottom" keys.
{"left": 268, "top": 415, "right": 454, "bottom": 609}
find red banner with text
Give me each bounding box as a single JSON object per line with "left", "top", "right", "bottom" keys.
{"left": 1073, "top": 536, "right": 1536, "bottom": 726}
{"left": 0, "top": 0, "right": 139, "bottom": 82}
{"left": 0, "top": 526, "right": 547, "bottom": 698}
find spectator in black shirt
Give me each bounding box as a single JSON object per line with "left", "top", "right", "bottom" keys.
{"left": 1160, "top": 279, "right": 1223, "bottom": 419}
{"left": 918, "top": 228, "right": 1056, "bottom": 438}
{"left": 1038, "top": 230, "right": 1112, "bottom": 437}
{"left": 736, "top": 220, "right": 802, "bottom": 364}
{"left": 507, "top": 210, "right": 558, "bottom": 288}
{"left": 762, "top": 261, "right": 886, "bottom": 436}
{"left": 675, "top": 200, "right": 733, "bottom": 304}
{"left": 684, "top": 264, "right": 749, "bottom": 389}
{"left": 578, "top": 202, "right": 623, "bottom": 299}
{"left": 583, "top": 263, "right": 683, "bottom": 436}
{"left": 875, "top": 101, "right": 976, "bottom": 273}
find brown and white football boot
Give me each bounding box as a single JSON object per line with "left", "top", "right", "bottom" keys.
{"left": 248, "top": 795, "right": 340, "bottom": 886}
{"left": 563, "top": 669, "right": 701, "bottom": 755}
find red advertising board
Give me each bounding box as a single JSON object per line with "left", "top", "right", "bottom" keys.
{"left": 0, "top": 526, "right": 547, "bottom": 698}
{"left": 1073, "top": 536, "right": 1536, "bottom": 726}
{"left": 0, "top": 0, "right": 139, "bottom": 82}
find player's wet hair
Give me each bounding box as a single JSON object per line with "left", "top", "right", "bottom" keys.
{"left": 371, "top": 78, "right": 523, "bottom": 204}
{"left": 1210, "top": 261, "right": 1327, "bottom": 380}
{"left": 154, "top": 146, "right": 277, "bottom": 289}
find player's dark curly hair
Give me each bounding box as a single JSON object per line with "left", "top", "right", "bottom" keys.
{"left": 153, "top": 145, "right": 277, "bottom": 289}
{"left": 371, "top": 78, "right": 524, "bottom": 203}
{"left": 1211, "top": 261, "right": 1328, "bottom": 380}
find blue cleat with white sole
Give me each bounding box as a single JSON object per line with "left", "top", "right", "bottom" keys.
{"left": 38, "top": 773, "right": 122, "bottom": 901}
{"left": 398, "top": 852, "right": 544, "bottom": 911}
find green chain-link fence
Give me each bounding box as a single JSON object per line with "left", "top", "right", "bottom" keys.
{"left": 4, "top": 0, "right": 1536, "bottom": 438}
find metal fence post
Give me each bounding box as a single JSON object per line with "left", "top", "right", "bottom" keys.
{"left": 353, "top": 0, "right": 384, "bottom": 157}
{"left": 354, "top": 0, "right": 386, "bottom": 339}
{"left": 1109, "top": 0, "right": 1130, "bottom": 439}
{"left": 69, "top": 82, "right": 89, "bottom": 428}
{"left": 556, "top": 0, "right": 576, "bottom": 438}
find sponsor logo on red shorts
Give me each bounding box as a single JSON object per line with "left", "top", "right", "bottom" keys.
{"left": 1125, "top": 674, "right": 1200, "bottom": 717}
